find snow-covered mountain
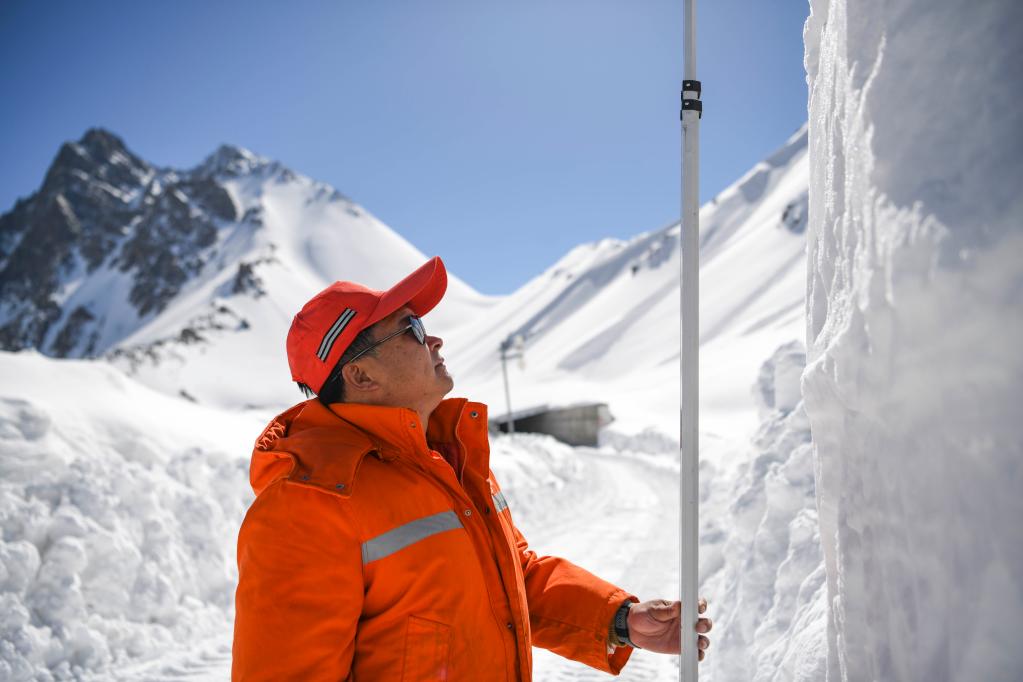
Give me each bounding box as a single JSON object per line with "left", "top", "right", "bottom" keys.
{"left": 0, "top": 129, "right": 493, "bottom": 409}
{"left": 2, "top": 125, "right": 808, "bottom": 436}
{"left": 448, "top": 126, "right": 808, "bottom": 438}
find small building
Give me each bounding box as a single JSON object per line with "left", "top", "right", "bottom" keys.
{"left": 489, "top": 403, "right": 613, "bottom": 447}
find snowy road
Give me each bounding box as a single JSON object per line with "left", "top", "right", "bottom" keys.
{"left": 112, "top": 443, "right": 683, "bottom": 681}
{"left": 521, "top": 447, "right": 681, "bottom": 681}
{"left": 114, "top": 645, "right": 234, "bottom": 682}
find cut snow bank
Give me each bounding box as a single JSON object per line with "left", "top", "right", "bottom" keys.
{"left": 698, "top": 342, "right": 826, "bottom": 682}
{"left": 0, "top": 351, "right": 263, "bottom": 680}
{"left": 804, "top": 1, "right": 1023, "bottom": 680}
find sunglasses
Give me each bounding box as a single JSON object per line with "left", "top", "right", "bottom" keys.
{"left": 344, "top": 315, "right": 427, "bottom": 365}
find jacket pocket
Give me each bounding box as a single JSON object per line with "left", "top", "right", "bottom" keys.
{"left": 401, "top": 615, "right": 451, "bottom": 681}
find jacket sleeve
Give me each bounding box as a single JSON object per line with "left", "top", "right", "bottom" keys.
{"left": 232, "top": 480, "right": 364, "bottom": 681}
{"left": 513, "top": 523, "right": 638, "bottom": 674}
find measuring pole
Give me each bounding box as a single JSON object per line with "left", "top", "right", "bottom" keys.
{"left": 680, "top": 0, "right": 701, "bottom": 680}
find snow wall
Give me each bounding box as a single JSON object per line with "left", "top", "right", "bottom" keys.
{"left": 698, "top": 341, "right": 828, "bottom": 682}
{"left": 803, "top": 1, "right": 1023, "bottom": 680}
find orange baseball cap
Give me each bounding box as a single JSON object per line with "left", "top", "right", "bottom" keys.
{"left": 286, "top": 256, "right": 447, "bottom": 394}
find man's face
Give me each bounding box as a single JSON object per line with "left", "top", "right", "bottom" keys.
{"left": 352, "top": 306, "right": 453, "bottom": 414}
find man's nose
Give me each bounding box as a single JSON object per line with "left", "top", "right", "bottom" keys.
{"left": 427, "top": 335, "right": 443, "bottom": 350}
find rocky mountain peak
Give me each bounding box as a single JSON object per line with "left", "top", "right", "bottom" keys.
{"left": 42, "top": 127, "right": 152, "bottom": 200}
{"left": 79, "top": 127, "right": 130, "bottom": 160}
{"left": 192, "top": 143, "right": 271, "bottom": 180}
{"left": 0, "top": 131, "right": 266, "bottom": 357}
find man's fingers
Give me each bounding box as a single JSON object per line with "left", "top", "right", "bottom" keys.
{"left": 698, "top": 597, "right": 707, "bottom": 613}
{"left": 698, "top": 635, "right": 710, "bottom": 650}
{"left": 698, "top": 649, "right": 705, "bottom": 662}
{"left": 696, "top": 616, "right": 713, "bottom": 633}
{"left": 649, "top": 600, "right": 681, "bottom": 621}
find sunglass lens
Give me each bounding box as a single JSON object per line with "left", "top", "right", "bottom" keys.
{"left": 409, "top": 316, "right": 426, "bottom": 344}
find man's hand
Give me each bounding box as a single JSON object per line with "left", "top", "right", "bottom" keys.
{"left": 627, "top": 598, "right": 712, "bottom": 659}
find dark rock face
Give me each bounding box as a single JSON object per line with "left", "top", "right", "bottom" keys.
{"left": 115, "top": 178, "right": 221, "bottom": 317}
{"left": 0, "top": 196, "right": 82, "bottom": 350}
{"left": 228, "top": 245, "right": 276, "bottom": 299}
{"left": 0, "top": 127, "right": 271, "bottom": 358}
{"left": 781, "top": 194, "right": 808, "bottom": 235}
{"left": 177, "top": 177, "right": 237, "bottom": 222}
{"left": 0, "top": 297, "right": 61, "bottom": 352}
{"left": 231, "top": 262, "right": 264, "bottom": 298}
{"left": 107, "top": 302, "right": 251, "bottom": 372}
{"left": 39, "top": 129, "right": 150, "bottom": 271}
{"left": 51, "top": 305, "right": 98, "bottom": 357}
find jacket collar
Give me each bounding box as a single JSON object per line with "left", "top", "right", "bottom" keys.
{"left": 425, "top": 398, "right": 491, "bottom": 481}
{"left": 328, "top": 402, "right": 431, "bottom": 460}
{"left": 249, "top": 397, "right": 490, "bottom": 499}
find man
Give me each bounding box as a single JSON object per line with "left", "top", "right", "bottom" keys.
{"left": 233, "top": 257, "right": 711, "bottom": 680}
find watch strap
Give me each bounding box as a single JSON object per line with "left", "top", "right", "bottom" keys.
{"left": 613, "top": 601, "right": 639, "bottom": 649}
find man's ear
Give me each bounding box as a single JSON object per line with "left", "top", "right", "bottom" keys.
{"left": 341, "top": 361, "right": 378, "bottom": 394}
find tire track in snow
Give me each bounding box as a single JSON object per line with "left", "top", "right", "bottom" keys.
{"left": 113, "top": 642, "right": 232, "bottom": 681}
{"left": 522, "top": 448, "right": 682, "bottom": 681}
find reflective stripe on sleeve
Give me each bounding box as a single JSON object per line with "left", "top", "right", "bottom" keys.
{"left": 492, "top": 491, "right": 508, "bottom": 513}
{"left": 361, "top": 511, "right": 463, "bottom": 564}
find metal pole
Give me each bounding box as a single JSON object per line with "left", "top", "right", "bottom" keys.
{"left": 500, "top": 347, "right": 515, "bottom": 434}
{"left": 680, "top": 0, "right": 700, "bottom": 680}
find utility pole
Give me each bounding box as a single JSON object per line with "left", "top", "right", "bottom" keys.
{"left": 499, "top": 335, "right": 524, "bottom": 434}
{"left": 680, "top": 0, "right": 702, "bottom": 680}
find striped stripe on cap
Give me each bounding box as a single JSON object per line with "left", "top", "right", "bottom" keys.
{"left": 316, "top": 308, "right": 357, "bottom": 361}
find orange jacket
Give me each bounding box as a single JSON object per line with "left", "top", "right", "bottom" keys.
{"left": 232, "top": 397, "right": 636, "bottom": 681}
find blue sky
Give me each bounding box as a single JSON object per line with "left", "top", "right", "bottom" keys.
{"left": 0, "top": 0, "right": 809, "bottom": 295}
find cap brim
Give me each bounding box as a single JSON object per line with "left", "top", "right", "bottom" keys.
{"left": 369, "top": 256, "right": 448, "bottom": 326}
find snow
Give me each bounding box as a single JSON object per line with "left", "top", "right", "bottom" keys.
{"left": 803, "top": 0, "right": 1023, "bottom": 679}
{"left": 696, "top": 342, "right": 825, "bottom": 682}
{"left": 0, "top": 351, "right": 263, "bottom": 680}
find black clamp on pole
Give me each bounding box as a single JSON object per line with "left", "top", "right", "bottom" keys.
{"left": 681, "top": 80, "right": 702, "bottom": 119}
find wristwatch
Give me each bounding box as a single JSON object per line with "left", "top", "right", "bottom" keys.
{"left": 611, "top": 601, "right": 640, "bottom": 649}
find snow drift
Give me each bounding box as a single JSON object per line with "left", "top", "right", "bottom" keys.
{"left": 0, "top": 351, "right": 596, "bottom": 680}
{"left": 0, "top": 351, "right": 260, "bottom": 679}
{"left": 803, "top": 0, "right": 1023, "bottom": 679}
{"left": 696, "top": 341, "right": 826, "bottom": 682}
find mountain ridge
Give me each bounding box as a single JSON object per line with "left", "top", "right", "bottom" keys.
{"left": 2, "top": 125, "right": 808, "bottom": 425}
{"left": 0, "top": 128, "right": 490, "bottom": 373}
